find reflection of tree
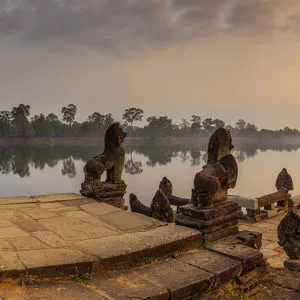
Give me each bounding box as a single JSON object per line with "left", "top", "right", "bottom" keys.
{"left": 61, "top": 157, "right": 76, "bottom": 178}
{"left": 125, "top": 152, "right": 143, "bottom": 175}
{"left": 179, "top": 150, "right": 190, "bottom": 163}
{"left": 145, "top": 148, "right": 178, "bottom": 167}
{"left": 190, "top": 149, "right": 201, "bottom": 166}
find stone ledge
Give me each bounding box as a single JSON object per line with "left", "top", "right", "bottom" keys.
{"left": 206, "top": 243, "right": 264, "bottom": 273}
{"left": 75, "top": 224, "right": 202, "bottom": 269}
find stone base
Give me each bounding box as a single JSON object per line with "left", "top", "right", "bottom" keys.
{"left": 80, "top": 181, "right": 127, "bottom": 209}
{"left": 284, "top": 259, "right": 300, "bottom": 271}
{"left": 175, "top": 201, "right": 239, "bottom": 242}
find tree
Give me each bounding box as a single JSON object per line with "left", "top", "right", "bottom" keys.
{"left": 179, "top": 119, "right": 190, "bottom": 135}
{"left": 122, "top": 107, "right": 144, "bottom": 131}
{"left": 11, "top": 104, "right": 30, "bottom": 118}
{"left": 202, "top": 118, "right": 215, "bottom": 131}
{"left": 10, "top": 104, "right": 32, "bottom": 137}
{"left": 61, "top": 104, "right": 77, "bottom": 126}
{"left": 213, "top": 119, "right": 225, "bottom": 129}
{"left": 245, "top": 122, "right": 258, "bottom": 131}
{"left": 46, "top": 113, "right": 59, "bottom": 123}
{"left": 0, "top": 111, "right": 11, "bottom": 137}
{"left": 104, "top": 113, "right": 114, "bottom": 129}
{"left": 145, "top": 116, "right": 174, "bottom": 137}
{"left": 190, "top": 115, "right": 202, "bottom": 135}
{"left": 88, "top": 112, "right": 105, "bottom": 129}
{"left": 235, "top": 119, "right": 247, "bottom": 131}
{"left": 31, "top": 114, "right": 53, "bottom": 137}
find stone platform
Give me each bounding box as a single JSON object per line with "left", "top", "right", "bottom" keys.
{"left": 0, "top": 193, "right": 202, "bottom": 278}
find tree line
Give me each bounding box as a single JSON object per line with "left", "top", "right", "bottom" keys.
{"left": 0, "top": 104, "right": 299, "bottom": 138}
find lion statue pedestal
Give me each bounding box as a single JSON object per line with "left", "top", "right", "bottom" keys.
{"left": 80, "top": 123, "right": 128, "bottom": 209}
{"left": 175, "top": 128, "right": 240, "bottom": 241}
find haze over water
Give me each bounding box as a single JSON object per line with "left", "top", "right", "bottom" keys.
{"left": 1, "top": 145, "right": 299, "bottom": 206}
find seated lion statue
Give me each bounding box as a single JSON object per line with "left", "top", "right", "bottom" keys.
{"left": 84, "top": 122, "right": 127, "bottom": 184}
{"left": 192, "top": 128, "right": 238, "bottom": 209}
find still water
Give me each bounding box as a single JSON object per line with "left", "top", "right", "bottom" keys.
{"left": 0, "top": 144, "right": 300, "bottom": 206}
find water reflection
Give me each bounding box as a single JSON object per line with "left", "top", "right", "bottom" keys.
{"left": 0, "top": 143, "right": 299, "bottom": 178}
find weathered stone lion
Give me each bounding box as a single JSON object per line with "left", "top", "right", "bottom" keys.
{"left": 84, "top": 122, "right": 127, "bottom": 184}
{"left": 192, "top": 128, "right": 238, "bottom": 208}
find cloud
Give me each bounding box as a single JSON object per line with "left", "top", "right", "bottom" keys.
{"left": 225, "top": 0, "right": 276, "bottom": 37}
{"left": 1, "top": 0, "right": 300, "bottom": 53}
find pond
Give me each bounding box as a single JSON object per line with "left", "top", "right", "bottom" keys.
{"left": 0, "top": 143, "right": 300, "bottom": 206}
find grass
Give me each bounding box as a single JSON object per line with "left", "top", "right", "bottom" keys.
{"left": 72, "top": 273, "right": 91, "bottom": 285}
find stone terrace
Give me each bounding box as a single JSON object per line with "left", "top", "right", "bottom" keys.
{"left": 0, "top": 193, "right": 202, "bottom": 278}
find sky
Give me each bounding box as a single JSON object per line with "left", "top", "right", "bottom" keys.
{"left": 1, "top": 0, "right": 300, "bottom": 129}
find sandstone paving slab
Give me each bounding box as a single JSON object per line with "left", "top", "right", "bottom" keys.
{"left": 0, "top": 240, "right": 14, "bottom": 251}
{"left": 0, "top": 220, "right": 14, "bottom": 227}
{"left": 18, "top": 208, "right": 59, "bottom": 220}
{"left": 136, "top": 258, "right": 214, "bottom": 300}
{"left": 206, "top": 243, "right": 264, "bottom": 272}
{"left": 31, "top": 231, "right": 69, "bottom": 248}
{"left": 0, "top": 227, "right": 30, "bottom": 239}
{"left": 12, "top": 219, "right": 48, "bottom": 233}
{"left": 0, "top": 251, "right": 26, "bottom": 277}
{"left": 18, "top": 248, "right": 97, "bottom": 275}
{"left": 62, "top": 211, "right": 120, "bottom": 232}
{"left": 33, "top": 193, "right": 85, "bottom": 203}
{"left": 98, "top": 210, "right": 167, "bottom": 232}
{"left": 80, "top": 202, "right": 121, "bottom": 216}
{"left": 0, "top": 196, "right": 37, "bottom": 205}
{"left": 38, "top": 202, "right": 67, "bottom": 210}
{"left": 0, "top": 210, "right": 31, "bottom": 220}
{"left": 75, "top": 224, "right": 202, "bottom": 268}
{"left": 39, "top": 217, "right": 119, "bottom": 241}
{"left": 62, "top": 198, "right": 95, "bottom": 206}
{"left": 24, "top": 281, "right": 109, "bottom": 300}
{"left": 8, "top": 236, "right": 49, "bottom": 251}
{"left": 175, "top": 249, "right": 243, "bottom": 286}
{"left": 91, "top": 271, "right": 168, "bottom": 300}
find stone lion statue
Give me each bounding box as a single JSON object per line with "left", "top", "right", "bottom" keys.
{"left": 278, "top": 211, "right": 300, "bottom": 259}
{"left": 192, "top": 128, "right": 238, "bottom": 208}
{"left": 276, "top": 168, "right": 294, "bottom": 192}
{"left": 84, "top": 122, "right": 127, "bottom": 184}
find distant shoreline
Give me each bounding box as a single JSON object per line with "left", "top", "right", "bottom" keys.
{"left": 1, "top": 135, "right": 300, "bottom": 147}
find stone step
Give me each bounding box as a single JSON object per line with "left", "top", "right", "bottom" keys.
{"left": 90, "top": 243, "right": 264, "bottom": 300}
{"left": 75, "top": 224, "right": 202, "bottom": 270}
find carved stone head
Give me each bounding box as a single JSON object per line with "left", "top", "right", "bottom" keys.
{"left": 104, "top": 122, "right": 127, "bottom": 151}
{"left": 159, "top": 177, "right": 173, "bottom": 195}
{"left": 207, "top": 128, "right": 234, "bottom": 164}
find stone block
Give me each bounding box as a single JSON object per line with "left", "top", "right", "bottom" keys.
{"left": 8, "top": 236, "right": 49, "bottom": 251}
{"left": 206, "top": 243, "right": 264, "bottom": 273}
{"left": 175, "top": 212, "right": 238, "bottom": 229}
{"left": 75, "top": 224, "right": 202, "bottom": 269}
{"left": 0, "top": 251, "right": 26, "bottom": 278}
{"left": 136, "top": 258, "right": 214, "bottom": 300}
{"left": 204, "top": 226, "right": 239, "bottom": 242}
{"left": 18, "top": 248, "right": 97, "bottom": 276}
{"left": 175, "top": 250, "right": 242, "bottom": 287}
{"left": 228, "top": 195, "right": 258, "bottom": 210}
{"left": 19, "top": 208, "right": 59, "bottom": 220}
{"left": 32, "top": 231, "right": 68, "bottom": 248}
{"left": 12, "top": 219, "right": 48, "bottom": 233}
{"left": 223, "top": 230, "right": 262, "bottom": 250}
{"left": 99, "top": 210, "right": 166, "bottom": 232}
{"left": 284, "top": 259, "right": 300, "bottom": 271}
{"left": 80, "top": 202, "right": 121, "bottom": 216}
{"left": 39, "top": 217, "right": 119, "bottom": 241}
{"left": 179, "top": 201, "right": 238, "bottom": 220}
{"left": 33, "top": 193, "right": 85, "bottom": 203}
{"left": 92, "top": 271, "right": 169, "bottom": 300}
{"left": 0, "top": 196, "right": 37, "bottom": 205}
{"left": 0, "top": 226, "right": 30, "bottom": 239}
